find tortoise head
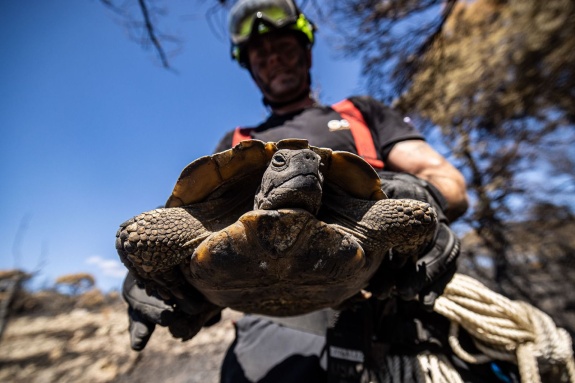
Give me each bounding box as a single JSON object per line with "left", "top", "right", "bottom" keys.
{"left": 254, "top": 148, "right": 324, "bottom": 215}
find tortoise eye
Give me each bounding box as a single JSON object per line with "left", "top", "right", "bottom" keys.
{"left": 272, "top": 153, "right": 287, "bottom": 167}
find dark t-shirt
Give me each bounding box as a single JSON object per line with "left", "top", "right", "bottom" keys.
{"left": 214, "top": 95, "right": 424, "bottom": 161}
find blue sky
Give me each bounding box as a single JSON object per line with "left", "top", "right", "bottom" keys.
{"left": 0, "top": 1, "right": 363, "bottom": 291}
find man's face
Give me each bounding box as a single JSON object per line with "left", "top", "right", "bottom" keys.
{"left": 247, "top": 32, "right": 311, "bottom": 103}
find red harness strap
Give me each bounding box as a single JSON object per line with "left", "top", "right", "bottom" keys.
{"left": 231, "top": 99, "right": 384, "bottom": 170}
{"left": 331, "top": 99, "right": 384, "bottom": 170}
{"left": 232, "top": 127, "right": 255, "bottom": 146}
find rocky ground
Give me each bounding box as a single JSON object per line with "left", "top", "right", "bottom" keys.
{"left": 0, "top": 289, "right": 242, "bottom": 383}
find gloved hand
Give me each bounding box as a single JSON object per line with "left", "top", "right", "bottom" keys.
{"left": 123, "top": 272, "right": 222, "bottom": 351}
{"left": 395, "top": 222, "right": 460, "bottom": 310}
{"left": 370, "top": 172, "right": 461, "bottom": 310}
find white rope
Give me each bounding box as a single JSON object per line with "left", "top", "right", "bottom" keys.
{"left": 374, "top": 353, "right": 464, "bottom": 383}
{"left": 365, "top": 272, "right": 573, "bottom": 382}
{"left": 431, "top": 273, "right": 575, "bottom": 383}
{"left": 417, "top": 353, "right": 465, "bottom": 383}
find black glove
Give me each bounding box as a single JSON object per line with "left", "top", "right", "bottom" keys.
{"left": 395, "top": 222, "right": 460, "bottom": 310}
{"left": 122, "top": 272, "right": 222, "bottom": 351}
{"left": 374, "top": 172, "right": 461, "bottom": 310}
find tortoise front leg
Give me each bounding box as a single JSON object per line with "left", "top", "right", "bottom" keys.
{"left": 363, "top": 198, "right": 437, "bottom": 256}
{"left": 321, "top": 195, "right": 437, "bottom": 260}
{"left": 116, "top": 207, "right": 213, "bottom": 299}
{"left": 322, "top": 196, "right": 437, "bottom": 303}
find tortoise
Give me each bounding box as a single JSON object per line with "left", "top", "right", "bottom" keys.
{"left": 116, "top": 139, "right": 437, "bottom": 317}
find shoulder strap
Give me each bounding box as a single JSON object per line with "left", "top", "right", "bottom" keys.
{"left": 232, "top": 101, "right": 385, "bottom": 170}
{"left": 232, "top": 127, "right": 255, "bottom": 147}
{"left": 332, "top": 99, "right": 384, "bottom": 170}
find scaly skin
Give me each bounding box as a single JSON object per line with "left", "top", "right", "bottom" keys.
{"left": 117, "top": 208, "right": 207, "bottom": 272}
{"left": 117, "top": 206, "right": 216, "bottom": 300}
{"left": 320, "top": 189, "right": 437, "bottom": 257}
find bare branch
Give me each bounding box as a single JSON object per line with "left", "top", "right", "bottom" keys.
{"left": 100, "top": 0, "right": 178, "bottom": 69}
{"left": 137, "top": 0, "right": 170, "bottom": 68}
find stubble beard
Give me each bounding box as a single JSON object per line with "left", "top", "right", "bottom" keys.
{"left": 256, "top": 52, "right": 310, "bottom": 104}
{"left": 267, "top": 72, "right": 305, "bottom": 101}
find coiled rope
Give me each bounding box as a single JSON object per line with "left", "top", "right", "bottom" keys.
{"left": 371, "top": 273, "right": 574, "bottom": 383}
{"left": 431, "top": 273, "right": 575, "bottom": 383}
{"left": 370, "top": 353, "right": 464, "bottom": 383}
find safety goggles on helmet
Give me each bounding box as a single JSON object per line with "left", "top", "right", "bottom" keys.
{"left": 228, "top": 0, "right": 315, "bottom": 65}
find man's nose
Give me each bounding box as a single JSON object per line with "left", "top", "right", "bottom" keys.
{"left": 267, "top": 50, "right": 280, "bottom": 67}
